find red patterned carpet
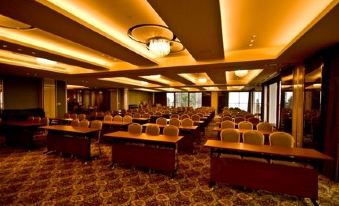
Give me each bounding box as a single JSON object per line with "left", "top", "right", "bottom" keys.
{"left": 1, "top": 142, "right": 338, "bottom": 206}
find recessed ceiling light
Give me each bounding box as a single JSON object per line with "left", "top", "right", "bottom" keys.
{"left": 252, "top": 35, "right": 257, "bottom": 38}
{"left": 17, "top": 48, "right": 22, "bottom": 51}
{"left": 249, "top": 44, "right": 253, "bottom": 47}
{"left": 36, "top": 57, "right": 57, "bottom": 66}
{"left": 2, "top": 45, "right": 7, "bottom": 48}
{"left": 250, "top": 39, "right": 255, "bottom": 43}
{"left": 234, "top": 70, "right": 248, "bottom": 77}
{"left": 31, "top": 52, "right": 36, "bottom": 55}
{"left": 141, "top": 81, "right": 148, "bottom": 86}
{"left": 198, "top": 78, "right": 207, "bottom": 83}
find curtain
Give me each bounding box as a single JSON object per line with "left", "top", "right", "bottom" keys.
{"left": 321, "top": 45, "right": 339, "bottom": 181}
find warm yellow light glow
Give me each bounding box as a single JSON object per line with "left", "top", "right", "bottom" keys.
{"left": 157, "top": 88, "right": 182, "bottom": 92}
{"left": 204, "top": 87, "right": 219, "bottom": 91}
{"left": 0, "top": 28, "right": 116, "bottom": 68}
{"left": 99, "top": 77, "right": 159, "bottom": 87}
{"left": 234, "top": 70, "right": 248, "bottom": 78}
{"left": 182, "top": 87, "right": 200, "bottom": 91}
{"left": 0, "top": 49, "right": 95, "bottom": 74}
{"left": 148, "top": 38, "right": 171, "bottom": 58}
{"left": 227, "top": 86, "right": 244, "bottom": 91}
{"left": 226, "top": 69, "right": 263, "bottom": 85}
{"left": 133, "top": 88, "right": 159, "bottom": 92}
{"left": 140, "top": 74, "right": 184, "bottom": 86}
{"left": 178, "top": 73, "right": 214, "bottom": 85}
{"left": 67, "top": 85, "right": 88, "bottom": 89}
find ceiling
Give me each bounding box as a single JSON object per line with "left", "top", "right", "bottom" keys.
{"left": 0, "top": 0, "right": 338, "bottom": 91}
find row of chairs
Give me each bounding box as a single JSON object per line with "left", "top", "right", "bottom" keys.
{"left": 219, "top": 116, "right": 260, "bottom": 125}
{"left": 103, "top": 115, "right": 132, "bottom": 123}
{"left": 220, "top": 120, "right": 273, "bottom": 132}
{"left": 128, "top": 123, "right": 179, "bottom": 137}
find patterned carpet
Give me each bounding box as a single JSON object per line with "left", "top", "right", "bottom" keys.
{"left": 0, "top": 127, "right": 339, "bottom": 205}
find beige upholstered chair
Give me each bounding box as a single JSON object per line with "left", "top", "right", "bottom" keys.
{"left": 78, "top": 114, "right": 86, "bottom": 121}
{"left": 103, "top": 115, "right": 113, "bottom": 122}
{"left": 70, "top": 113, "right": 78, "bottom": 120}
{"left": 79, "top": 119, "right": 90, "bottom": 128}
{"left": 113, "top": 115, "right": 123, "bottom": 122}
{"left": 145, "top": 124, "right": 160, "bottom": 136}
{"left": 170, "top": 114, "right": 179, "bottom": 119}
{"left": 169, "top": 118, "right": 181, "bottom": 127}
{"left": 269, "top": 132, "right": 294, "bottom": 148}
{"left": 248, "top": 117, "right": 260, "bottom": 126}
{"left": 222, "top": 116, "right": 233, "bottom": 121}
{"left": 238, "top": 121, "right": 253, "bottom": 130}
{"left": 257, "top": 122, "right": 273, "bottom": 133}
{"left": 163, "top": 125, "right": 179, "bottom": 137}
{"left": 91, "top": 120, "right": 103, "bottom": 155}
{"left": 220, "top": 129, "right": 241, "bottom": 159}
{"left": 156, "top": 117, "right": 167, "bottom": 126}
{"left": 191, "top": 114, "right": 200, "bottom": 121}
{"left": 180, "top": 114, "right": 190, "bottom": 120}
{"left": 243, "top": 130, "right": 264, "bottom": 145}
{"left": 128, "top": 123, "right": 142, "bottom": 135}
{"left": 234, "top": 117, "right": 245, "bottom": 124}
{"left": 220, "top": 120, "right": 235, "bottom": 129}
{"left": 243, "top": 130, "right": 267, "bottom": 163}
{"left": 32, "top": 116, "right": 41, "bottom": 123}
{"left": 220, "top": 128, "right": 240, "bottom": 142}
{"left": 64, "top": 113, "right": 71, "bottom": 119}
{"left": 123, "top": 115, "right": 133, "bottom": 124}
{"left": 181, "top": 118, "right": 193, "bottom": 127}
{"left": 71, "top": 119, "right": 80, "bottom": 127}
{"left": 197, "top": 113, "right": 204, "bottom": 118}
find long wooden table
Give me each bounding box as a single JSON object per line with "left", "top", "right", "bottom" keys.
{"left": 3, "top": 121, "right": 45, "bottom": 148}
{"left": 204, "top": 140, "right": 332, "bottom": 205}
{"left": 41, "top": 125, "right": 100, "bottom": 160}
{"left": 142, "top": 123, "right": 199, "bottom": 153}
{"left": 104, "top": 131, "right": 183, "bottom": 176}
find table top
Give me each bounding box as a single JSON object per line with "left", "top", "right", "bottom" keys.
{"left": 40, "top": 125, "right": 100, "bottom": 134}
{"left": 4, "top": 121, "right": 45, "bottom": 127}
{"left": 204, "top": 140, "right": 332, "bottom": 161}
{"left": 102, "top": 121, "right": 130, "bottom": 126}
{"left": 132, "top": 118, "right": 150, "bottom": 121}
{"left": 213, "top": 127, "right": 272, "bottom": 135}
{"left": 104, "top": 131, "right": 183, "bottom": 143}
{"left": 142, "top": 123, "right": 198, "bottom": 130}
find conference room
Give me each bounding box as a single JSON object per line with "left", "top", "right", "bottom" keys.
{"left": 0, "top": 0, "right": 338, "bottom": 205}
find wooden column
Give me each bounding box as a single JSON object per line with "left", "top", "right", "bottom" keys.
{"left": 211, "top": 91, "right": 218, "bottom": 114}
{"left": 292, "top": 65, "right": 305, "bottom": 147}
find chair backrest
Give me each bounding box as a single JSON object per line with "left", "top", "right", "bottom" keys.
{"left": 222, "top": 116, "right": 233, "bottom": 121}
{"left": 269, "top": 132, "right": 294, "bottom": 148}
{"left": 238, "top": 121, "right": 253, "bottom": 130}
{"left": 197, "top": 113, "right": 204, "bottom": 118}
{"left": 220, "top": 128, "right": 240, "bottom": 143}
{"left": 234, "top": 117, "right": 245, "bottom": 124}
{"left": 243, "top": 130, "right": 264, "bottom": 145}
{"left": 90, "top": 120, "right": 103, "bottom": 130}
{"left": 64, "top": 113, "right": 71, "bottom": 118}
{"left": 70, "top": 113, "right": 78, "bottom": 120}
{"left": 220, "top": 120, "right": 235, "bottom": 129}
{"left": 71, "top": 119, "right": 80, "bottom": 127}
{"left": 191, "top": 114, "right": 200, "bottom": 121}
{"left": 169, "top": 118, "right": 180, "bottom": 127}
{"left": 128, "top": 123, "right": 142, "bottom": 135}
{"left": 180, "top": 114, "right": 190, "bottom": 120}
{"left": 257, "top": 122, "right": 273, "bottom": 132}
{"left": 145, "top": 124, "right": 160, "bottom": 136}
{"left": 181, "top": 118, "right": 193, "bottom": 127}
{"left": 113, "top": 115, "right": 123, "bottom": 122}
{"left": 245, "top": 114, "right": 255, "bottom": 119}
{"left": 78, "top": 114, "right": 86, "bottom": 121}
{"left": 123, "top": 115, "right": 133, "bottom": 123}
{"left": 163, "top": 125, "right": 179, "bottom": 137}
{"left": 156, "top": 117, "right": 167, "bottom": 126}
{"left": 142, "top": 113, "right": 151, "bottom": 118}
{"left": 170, "top": 114, "right": 179, "bottom": 119}
{"left": 103, "top": 115, "right": 113, "bottom": 122}
{"left": 32, "top": 116, "right": 41, "bottom": 123}
{"left": 41, "top": 117, "right": 49, "bottom": 126}
{"left": 79, "top": 119, "right": 90, "bottom": 128}
{"left": 248, "top": 117, "right": 260, "bottom": 125}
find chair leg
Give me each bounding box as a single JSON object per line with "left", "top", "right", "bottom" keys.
{"left": 97, "top": 142, "right": 102, "bottom": 156}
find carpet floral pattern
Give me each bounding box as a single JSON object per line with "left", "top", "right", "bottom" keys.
{"left": 0, "top": 143, "right": 339, "bottom": 206}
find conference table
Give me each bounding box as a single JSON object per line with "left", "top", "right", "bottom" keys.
{"left": 3, "top": 121, "right": 46, "bottom": 148}
{"left": 142, "top": 123, "right": 200, "bottom": 153}
{"left": 104, "top": 131, "right": 183, "bottom": 176}
{"left": 40, "top": 125, "right": 100, "bottom": 160}
{"left": 204, "top": 140, "right": 332, "bottom": 205}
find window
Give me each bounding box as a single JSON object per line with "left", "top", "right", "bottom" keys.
{"left": 175, "top": 92, "right": 189, "bottom": 107}
{"left": 269, "top": 83, "right": 278, "bottom": 125}
{"left": 263, "top": 86, "right": 268, "bottom": 121}
{"left": 166, "top": 93, "right": 174, "bottom": 107}
{"left": 252, "top": 91, "right": 261, "bottom": 114}
{"left": 228, "top": 92, "right": 249, "bottom": 111}
{"left": 283, "top": 91, "right": 293, "bottom": 109}
{"left": 0, "top": 80, "right": 3, "bottom": 110}
{"left": 189, "top": 92, "right": 202, "bottom": 108}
